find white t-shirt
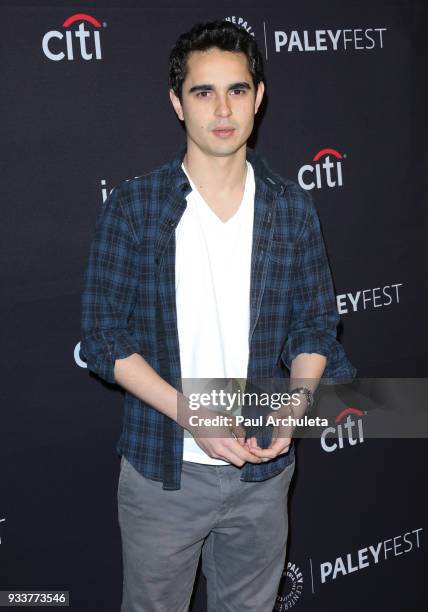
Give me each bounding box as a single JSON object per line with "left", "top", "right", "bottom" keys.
{"left": 175, "top": 160, "right": 255, "bottom": 464}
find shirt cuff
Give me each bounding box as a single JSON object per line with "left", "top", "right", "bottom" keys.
{"left": 281, "top": 331, "right": 357, "bottom": 385}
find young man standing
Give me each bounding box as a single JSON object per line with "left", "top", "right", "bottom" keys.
{"left": 80, "top": 19, "right": 356, "bottom": 612}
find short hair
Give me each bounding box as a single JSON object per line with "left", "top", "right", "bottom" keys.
{"left": 168, "top": 19, "right": 265, "bottom": 103}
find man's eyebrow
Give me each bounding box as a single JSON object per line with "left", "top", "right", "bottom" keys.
{"left": 188, "top": 82, "right": 252, "bottom": 94}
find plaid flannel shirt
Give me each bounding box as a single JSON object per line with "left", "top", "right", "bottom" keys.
{"left": 80, "top": 143, "right": 356, "bottom": 490}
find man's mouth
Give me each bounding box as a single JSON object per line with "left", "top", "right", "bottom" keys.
{"left": 212, "top": 128, "right": 235, "bottom": 139}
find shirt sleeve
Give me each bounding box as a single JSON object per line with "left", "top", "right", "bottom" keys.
{"left": 80, "top": 184, "right": 142, "bottom": 384}
{"left": 281, "top": 190, "right": 357, "bottom": 384}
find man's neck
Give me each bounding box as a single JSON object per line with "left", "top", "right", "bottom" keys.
{"left": 182, "top": 141, "right": 248, "bottom": 197}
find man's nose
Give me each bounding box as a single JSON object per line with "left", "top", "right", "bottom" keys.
{"left": 214, "top": 94, "right": 232, "bottom": 116}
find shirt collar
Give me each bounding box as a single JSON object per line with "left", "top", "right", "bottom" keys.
{"left": 168, "top": 142, "right": 287, "bottom": 200}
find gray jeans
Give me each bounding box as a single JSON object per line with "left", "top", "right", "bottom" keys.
{"left": 118, "top": 454, "right": 296, "bottom": 612}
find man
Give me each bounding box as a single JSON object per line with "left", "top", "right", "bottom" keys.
{"left": 80, "top": 19, "right": 356, "bottom": 612}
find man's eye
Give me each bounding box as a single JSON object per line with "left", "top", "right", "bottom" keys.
{"left": 195, "top": 89, "right": 246, "bottom": 98}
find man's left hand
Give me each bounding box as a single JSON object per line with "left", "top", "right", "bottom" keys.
{"left": 244, "top": 404, "right": 296, "bottom": 461}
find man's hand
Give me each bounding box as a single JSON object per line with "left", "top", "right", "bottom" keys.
{"left": 177, "top": 394, "right": 263, "bottom": 467}
{"left": 193, "top": 419, "right": 264, "bottom": 467}
{"left": 245, "top": 404, "right": 297, "bottom": 462}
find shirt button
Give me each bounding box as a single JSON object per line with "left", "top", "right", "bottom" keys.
{"left": 181, "top": 182, "right": 189, "bottom": 192}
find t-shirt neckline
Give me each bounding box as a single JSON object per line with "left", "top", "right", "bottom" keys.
{"left": 181, "top": 160, "right": 251, "bottom": 228}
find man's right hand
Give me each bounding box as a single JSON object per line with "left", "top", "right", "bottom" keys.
{"left": 177, "top": 394, "right": 264, "bottom": 467}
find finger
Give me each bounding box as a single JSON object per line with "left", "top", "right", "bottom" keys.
{"left": 246, "top": 436, "right": 259, "bottom": 450}
{"left": 248, "top": 446, "right": 277, "bottom": 459}
{"left": 221, "top": 435, "right": 260, "bottom": 463}
{"left": 231, "top": 424, "right": 247, "bottom": 446}
{"left": 265, "top": 438, "right": 292, "bottom": 457}
{"left": 231, "top": 430, "right": 246, "bottom": 446}
{"left": 271, "top": 438, "right": 291, "bottom": 454}
{"left": 245, "top": 434, "right": 289, "bottom": 459}
{"left": 248, "top": 436, "right": 291, "bottom": 459}
{"left": 227, "top": 438, "right": 264, "bottom": 464}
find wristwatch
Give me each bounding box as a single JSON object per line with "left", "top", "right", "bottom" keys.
{"left": 289, "top": 386, "right": 314, "bottom": 412}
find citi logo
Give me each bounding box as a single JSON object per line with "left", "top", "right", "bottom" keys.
{"left": 298, "top": 148, "right": 344, "bottom": 190}
{"left": 42, "top": 13, "right": 104, "bottom": 61}
{"left": 321, "top": 407, "right": 365, "bottom": 453}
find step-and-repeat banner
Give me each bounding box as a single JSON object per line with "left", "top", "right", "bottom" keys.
{"left": 1, "top": 1, "right": 427, "bottom": 610}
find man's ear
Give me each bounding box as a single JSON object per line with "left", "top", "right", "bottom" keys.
{"left": 254, "top": 81, "right": 265, "bottom": 115}
{"left": 169, "top": 88, "right": 184, "bottom": 121}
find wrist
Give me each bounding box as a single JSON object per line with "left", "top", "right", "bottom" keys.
{"left": 289, "top": 386, "right": 314, "bottom": 414}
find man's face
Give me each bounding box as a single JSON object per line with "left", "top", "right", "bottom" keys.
{"left": 169, "top": 47, "right": 265, "bottom": 157}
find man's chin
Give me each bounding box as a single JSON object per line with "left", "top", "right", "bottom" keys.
{"left": 205, "top": 140, "right": 246, "bottom": 158}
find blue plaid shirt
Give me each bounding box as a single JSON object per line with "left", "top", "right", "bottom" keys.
{"left": 80, "top": 143, "right": 356, "bottom": 490}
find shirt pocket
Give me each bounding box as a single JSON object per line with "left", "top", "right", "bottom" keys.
{"left": 265, "top": 240, "right": 298, "bottom": 294}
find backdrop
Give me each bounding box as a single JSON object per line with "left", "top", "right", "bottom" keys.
{"left": 1, "top": 1, "right": 427, "bottom": 610}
